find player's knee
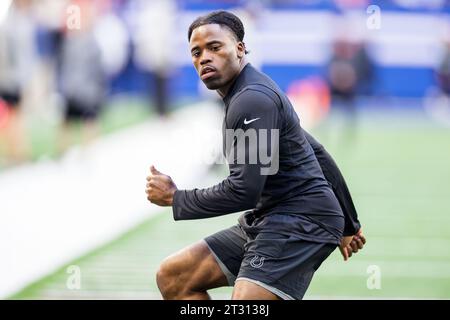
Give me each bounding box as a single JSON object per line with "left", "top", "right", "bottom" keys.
{"left": 156, "top": 259, "right": 177, "bottom": 299}
{"left": 156, "top": 242, "right": 213, "bottom": 299}
{"left": 156, "top": 256, "right": 190, "bottom": 299}
{"left": 232, "top": 280, "right": 281, "bottom": 300}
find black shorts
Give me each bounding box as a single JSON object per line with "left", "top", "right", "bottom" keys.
{"left": 204, "top": 216, "right": 337, "bottom": 300}
{"left": 0, "top": 90, "right": 21, "bottom": 108}
{"left": 65, "top": 98, "right": 100, "bottom": 122}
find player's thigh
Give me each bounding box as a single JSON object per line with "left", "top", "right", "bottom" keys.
{"left": 203, "top": 224, "right": 248, "bottom": 285}
{"left": 158, "top": 239, "right": 229, "bottom": 291}
{"left": 232, "top": 279, "right": 281, "bottom": 300}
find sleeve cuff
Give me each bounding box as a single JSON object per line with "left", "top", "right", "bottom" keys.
{"left": 172, "top": 189, "right": 183, "bottom": 221}
{"left": 343, "top": 221, "right": 361, "bottom": 236}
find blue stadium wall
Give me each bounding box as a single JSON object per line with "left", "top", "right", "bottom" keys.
{"left": 110, "top": 1, "right": 449, "bottom": 101}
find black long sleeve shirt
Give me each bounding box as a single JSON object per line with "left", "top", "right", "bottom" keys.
{"left": 173, "top": 64, "right": 357, "bottom": 244}
{"left": 303, "top": 131, "right": 361, "bottom": 236}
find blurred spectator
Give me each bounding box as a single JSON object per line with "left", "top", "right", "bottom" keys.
{"left": 58, "top": 0, "right": 106, "bottom": 152}
{"left": 326, "top": 37, "right": 374, "bottom": 142}
{"left": 31, "top": 0, "right": 68, "bottom": 132}
{"left": 93, "top": 0, "right": 129, "bottom": 79}
{"left": 424, "top": 38, "right": 450, "bottom": 126}
{"left": 0, "top": 0, "right": 35, "bottom": 164}
{"left": 133, "top": 0, "right": 177, "bottom": 117}
{"left": 327, "top": 38, "right": 374, "bottom": 113}
{"left": 436, "top": 39, "right": 450, "bottom": 96}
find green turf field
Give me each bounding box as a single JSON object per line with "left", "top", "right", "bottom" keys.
{"left": 9, "top": 110, "right": 450, "bottom": 299}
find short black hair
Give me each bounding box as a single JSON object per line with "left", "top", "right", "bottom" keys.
{"left": 188, "top": 10, "right": 248, "bottom": 54}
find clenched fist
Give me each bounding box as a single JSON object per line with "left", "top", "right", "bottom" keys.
{"left": 145, "top": 165, "right": 178, "bottom": 206}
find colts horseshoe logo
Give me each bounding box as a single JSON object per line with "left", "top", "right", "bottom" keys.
{"left": 250, "top": 255, "right": 265, "bottom": 268}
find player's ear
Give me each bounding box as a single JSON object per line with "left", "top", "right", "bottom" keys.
{"left": 237, "top": 42, "right": 246, "bottom": 59}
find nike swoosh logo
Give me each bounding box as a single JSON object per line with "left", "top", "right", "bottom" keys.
{"left": 244, "top": 117, "right": 260, "bottom": 125}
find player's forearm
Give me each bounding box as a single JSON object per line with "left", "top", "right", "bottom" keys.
{"left": 172, "top": 185, "right": 258, "bottom": 220}
{"left": 172, "top": 166, "right": 265, "bottom": 220}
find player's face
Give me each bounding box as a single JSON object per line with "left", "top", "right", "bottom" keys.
{"left": 189, "top": 24, "right": 245, "bottom": 92}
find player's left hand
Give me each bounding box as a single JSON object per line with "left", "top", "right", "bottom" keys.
{"left": 339, "top": 228, "right": 366, "bottom": 261}
{"left": 146, "top": 165, "right": 178, "bottom": 206}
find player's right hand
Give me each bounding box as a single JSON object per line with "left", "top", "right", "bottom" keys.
{"left": 146, "top": 165, "right": 177, "bottom": 207}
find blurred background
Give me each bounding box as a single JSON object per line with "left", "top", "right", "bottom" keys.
{"left": 1, "top": 0, "right": 450, "bottom": 299}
